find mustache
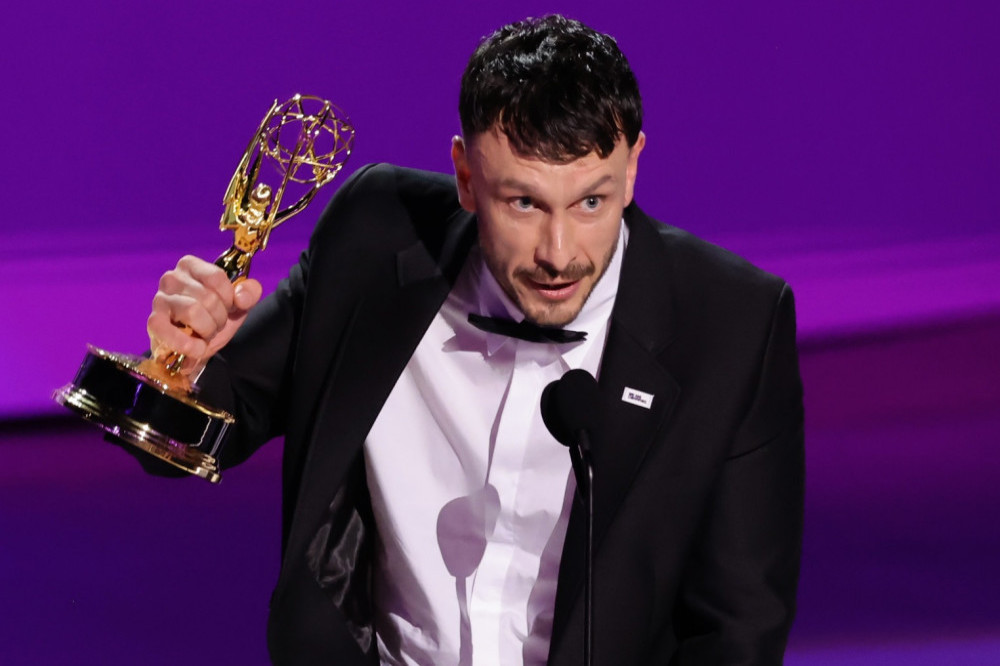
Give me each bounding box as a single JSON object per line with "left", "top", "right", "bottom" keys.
{"left": 514, "top": 262, "right": 595, "bottom": 283}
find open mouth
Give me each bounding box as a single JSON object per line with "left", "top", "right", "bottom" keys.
{"left": 526, "top": 278, "right": 580, "bottom": 301}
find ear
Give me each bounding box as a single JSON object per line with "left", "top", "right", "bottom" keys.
{"left": 451, "top": 135, "right": 476, "bottom": 213}
{"left": 623, "top": 131, "right": 646, "bottom": 207}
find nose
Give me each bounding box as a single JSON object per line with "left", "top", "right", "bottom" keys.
{"left": 533, "top": 214, "right": 575, "bottom": 274}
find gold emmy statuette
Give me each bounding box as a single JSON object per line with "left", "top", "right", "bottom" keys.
{"left": 54, "top": 95, "right": 354, "bottom": 483}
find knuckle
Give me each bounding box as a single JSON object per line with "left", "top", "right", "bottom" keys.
{"left": 176, "top": 254, "right": 199, "bottom": 270}
{"left": 200, "top": 290, "right": 227, "bottom": 320}
{"left": 146, "top": 311, "right": 164, "bottom": 331}
{"left": 186, "top": 307, "right": 219, "bottom": 340}
{"left": 172, "top": 301, "right": 198, "bottom": 329}
{"left": 158, "top": 270, "right": 179, "bottom": 292}
{"left": 206, "top": 266, "right": 229, "bottom": 286}
{"left": 151, "top": 291, "right": 168, "bottom": 311}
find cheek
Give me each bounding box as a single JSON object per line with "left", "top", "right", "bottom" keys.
{"left": 580, "top": 223, "right": 620, "bottom": 264}
{"left": 481, "top": 219, "right": 533, "bottom": 268}
{"left": 486, "top": 240, "right": 523, "bottom": 277}
{"left": 478, "top": 226, "right": 516, "bottom": 281}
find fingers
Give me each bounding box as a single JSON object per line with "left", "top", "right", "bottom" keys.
{"left": 158, "top": 256, "right": 232, "bottom": 334}
{"left": 146, "top": 256, "right": 262, "bottom": 366}
{"left": 234, "top": 279, "right": 263, "bottom": 311}
{"left": 201, "top": 279, "right": 262, "bottom": 358}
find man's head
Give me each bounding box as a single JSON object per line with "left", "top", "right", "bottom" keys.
{"left": 453, "top": 15, "right": 645, "bottom": 327}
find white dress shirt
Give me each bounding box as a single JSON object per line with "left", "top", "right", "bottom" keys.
{"left": 364, "top": 221, "right": 627, "bottom": 665}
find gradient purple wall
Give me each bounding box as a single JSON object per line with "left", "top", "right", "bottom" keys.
{"left": 2, "top": 1, "right": 998, "bottom": 417}
{"left": 1, "top": 2, "right": 998, "bottom": 663}
{"left": 6, "top": 2, "right": 998, "bottom": 240}
{"left": 6, "top": 1, "right": 998, "bottom": 238}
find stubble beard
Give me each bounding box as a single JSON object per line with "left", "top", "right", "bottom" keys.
{"left": 482, "top": 233, "right": 619, "bottom": 328}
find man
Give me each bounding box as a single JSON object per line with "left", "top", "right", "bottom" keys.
{"left": 148, "top": 15, "right": 804, "bottom": 665}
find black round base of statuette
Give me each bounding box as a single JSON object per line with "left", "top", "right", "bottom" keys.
{"left": 54, "top": 345, "right": 235, "bottom": 483}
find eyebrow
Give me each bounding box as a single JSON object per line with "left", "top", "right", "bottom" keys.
{"left": 496, "top": 173, "right": 616, "bottom": 198}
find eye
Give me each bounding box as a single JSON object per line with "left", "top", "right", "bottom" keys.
{"left": 510, "top": 196, "right": 535, "bottom": 211}
{"left": 581, "top": 195, "right": 603, "bottom": 211}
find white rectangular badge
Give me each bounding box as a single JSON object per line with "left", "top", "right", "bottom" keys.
{"left": 621, "top": 387, "right": 654, "bottom": 409}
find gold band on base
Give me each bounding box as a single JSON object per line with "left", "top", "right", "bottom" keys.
{"left": 54, "top": 346, "right": 234, "bottom": 483}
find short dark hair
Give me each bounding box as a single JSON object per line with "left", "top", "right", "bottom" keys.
{"left": 459, "top": 15, "right": 643, "bottom": 162}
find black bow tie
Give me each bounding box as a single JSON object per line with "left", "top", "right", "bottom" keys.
{"left": 468, "top": 313, "right": 587, "bottom": 344}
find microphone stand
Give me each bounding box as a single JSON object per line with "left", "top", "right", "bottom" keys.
{"left": 570, "top": 430, "right": 595, "bottom": 666}
{"left": 540, "top": 369, "right": 601, "bottom": 666}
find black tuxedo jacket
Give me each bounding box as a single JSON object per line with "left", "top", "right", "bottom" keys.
{"left": 196, "top": 163, "right": 805, "bottom": 665}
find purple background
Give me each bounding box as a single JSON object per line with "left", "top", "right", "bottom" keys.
{"left": 2, "top": 0, "right": 998, "bottom": 418}
{"left": 1, "top": 1, "right": 998, "bottom": 663}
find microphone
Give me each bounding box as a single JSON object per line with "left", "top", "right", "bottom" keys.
{"left": 542, "top": 368, "right": 600, "bottom": 500}
{"left": 541, "top": 368, "right": 601, "bottom": 666}
{"left": 541, "top": 368, "right": 600, "bottom": 449}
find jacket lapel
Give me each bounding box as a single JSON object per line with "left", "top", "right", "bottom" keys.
{"left": 282, "top": 208, "right": 476, "bottom": 579}
{"left": 549, "top": 206, "right": 682, "bottom": 661}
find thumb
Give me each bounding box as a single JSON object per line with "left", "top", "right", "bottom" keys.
{"left": 233, "top": 279, "right": 263, "bottom": 311}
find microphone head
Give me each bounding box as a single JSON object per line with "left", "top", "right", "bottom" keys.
{"left": 541, "top": 369, "right": 601, "bottom": 446}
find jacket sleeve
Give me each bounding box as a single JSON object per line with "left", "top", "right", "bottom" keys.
{"left": 671, "top": 283, "right": 805, "bottom": 665}
{"left": 201, "top": 163, "right": 380, "bottom": 469}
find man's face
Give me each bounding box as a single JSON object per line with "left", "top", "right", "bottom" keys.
{"left": 452, "top": 128, "right": 645, "bottom": 327}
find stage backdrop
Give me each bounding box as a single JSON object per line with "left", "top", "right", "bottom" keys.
{"left": 1, "top": 3, "right": 1000, "bottom": 664}
{"left": 1, "top": 1, "right": 997, "bottom": 417}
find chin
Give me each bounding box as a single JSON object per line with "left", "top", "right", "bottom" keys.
{"left": 521, "top": 301, "right": 583, "bottom": 328}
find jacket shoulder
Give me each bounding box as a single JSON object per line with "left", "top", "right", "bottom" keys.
{"left": 308, "top": 163, "right": 463, "bottom": 252}
{"left": 622, "top": 205, "right": 793, "bottom": 355}
{"left": 650, "top": 218, "right": 786, "bottom": 297}
{"left": 327, "top": 163, "right": 459, "bottom": 217}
